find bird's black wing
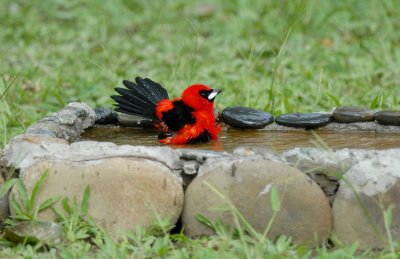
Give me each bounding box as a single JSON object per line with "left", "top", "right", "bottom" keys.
{"left": 111, "top": 77, "right": 169, "bottom": 120}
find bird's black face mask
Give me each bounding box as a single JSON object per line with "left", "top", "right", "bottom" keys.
{"left": 199, "top": 89, "right": 222, "bottom": 102}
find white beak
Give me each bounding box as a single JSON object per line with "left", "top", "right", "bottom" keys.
{"left": 208, "top": 89, "right": 221, "bottom": 101}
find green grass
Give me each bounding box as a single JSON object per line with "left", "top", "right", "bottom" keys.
{"left": 1, "top": 0, "right": 400, "bottom": 257}
{"left": 1, "top": 0, "right": 400, "bottom": 144}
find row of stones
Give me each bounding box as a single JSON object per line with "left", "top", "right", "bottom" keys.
{"left": 221, "top": 106, "right": 400, "bottom": 129}
{"left": 2, "top": 135, "right": 400, "bottom": 249}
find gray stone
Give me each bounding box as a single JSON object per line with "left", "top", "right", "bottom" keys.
{"left": 375, "top": 110, "right": 400, "bottom": 126}
{"left": 333, "top": 106, "right": 375, "bottom": 123}
{"left": 282, "top": 148, "right": 400, "bottom": 202}
{"left": 38, "top": 116, "right": 61, "bottom": 124}
{"left": 324, "top": 121, "right": 400, "bottom": 133}
{"left": 4, "top": 221, "right": 63, "bottom": 246}
{"left": 221, "top": 106, "right": 274, "bottom": 129}
{"left": 54, "top": 102, "right": 96, "bottom": 129}
{"left": 183, "top": 159, "right": 332, "bottom": 246}
{"left": 25, "top": 102, "right": 96, "bottom": 142}
{"left": 333, "top": 156, "right": 400, "bottom": 249}
{"left": 95, "top": 107, "right": 118, "bottom": 124}
{"left": 232, "top": 146, "right": 284, "bottom": 163}
{"left": 2, "top": 135, "right": 182, "bottom": 177}
{"left": 177, "top": 148, "right": 229, "bottom": 163}
{"left": 261, "top": 121, "right": 400, "bottom": 133}
{"left": 182, "top": 160, "right": 199, "bottom": 175}
{"left": 262, "top": 123, "right": 316, "bottom": 131}
{"left": 10, "top": 158, "right": 184, "bottom": 239}
{"left": 118, "top": 113, "right": 156, "bottom": 127}
{"left": 275, "top": 113, "right": 332, "bottom": 129}
{"left": 26, "top": 122, "right": 78, "bottom": 141}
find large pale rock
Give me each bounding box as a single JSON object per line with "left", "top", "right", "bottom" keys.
{"left": 283, "top": 148, "right": 400, "bottom": 202}
{"left": 11, "top": 158, "right": 184, "bottom": 239}
{"left": 333, "top": 156, "right": 400, "bottom": 249}
{"left": 183, "top": 159, "right": 332, "bottom": 246}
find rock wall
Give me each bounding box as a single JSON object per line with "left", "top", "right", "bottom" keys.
{"left": 1, "top": 102, "right": 400, "bottom": 248}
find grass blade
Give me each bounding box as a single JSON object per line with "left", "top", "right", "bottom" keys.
{"left": 195, "top": 214, "right": 214, "bottom": 229}
{"left": 0, "top": 73, "right": 19, "bottom": 101}
{"left": 16, "top": 179, "right": 29, "bottom": 211}
{"left": 39, "top": 196, "right": 61, "bottom": 212}
{"left": 271, "top": 186, "right": 281, "bottom": 212}
{"left": 29, "top": 170, "right": 49, "bottom": 212}
{"left": 62, "top": 197, "right": 73, "bottom": 215}
{"left": 0, "top": 178, "right": 18, "bottom": 197}
{"left": 80, "top": 185, "right": 91, "bottom": 216}
{"left": 326, "top": 92, "right": 341, "bottom": 107}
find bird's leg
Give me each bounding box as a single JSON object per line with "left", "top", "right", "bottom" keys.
{"left": 158, "top": 131, "right": 174, "bottom": 140}
{"left": 155, "top": 122, "right": 169, "bottom": 132}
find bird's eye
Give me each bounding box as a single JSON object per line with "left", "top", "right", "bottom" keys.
{"left": 199, "top": 90, "right": 210, "bottom": 99}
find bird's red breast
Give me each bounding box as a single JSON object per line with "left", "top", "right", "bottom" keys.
{"left": 155, "top": 84, "right": 222, "bottom": 144}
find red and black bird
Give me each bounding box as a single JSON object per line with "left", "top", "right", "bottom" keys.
{"left": 111, "top": 77, "right": 222, "bottom": 144}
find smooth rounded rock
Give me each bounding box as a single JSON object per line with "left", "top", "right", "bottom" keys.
{"left": 333, "top": 156, "right": 400, "bottom": 249}
{"left": 221, "top": 106, "right": 273, "bottom": 129}
{"left": 4, "top": 221, "right": 63, "bottom": 246}
{"left": 275, "top": 113, "right": 332, "bottom": 128}
{"left": 183, "top": 159, "right": 332, "bottom": 246}
{"left": 11, "top": 158, "right": 184, "bottom": 239}
{"left": 375, "top": 110, "right": 400, "bottom": 126}
{"left": 333, "top": 106, "right": 374, "bottom": 123}
{"left": 95, "top": 107, "right": 118, "bottom": 124}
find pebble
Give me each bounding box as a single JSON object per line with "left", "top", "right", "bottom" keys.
{"left": 221, "top": 106, "right": 274, "bottom": 129}
{"left": 95, "top": 107, "right": 118, "bottom": 124}
{"left": 333, "top": 106, "right": 375, "bottom": 123}
{"left": 275, "top": 113, "right": 332, "bottom": 128}
{"left": 183, "top": 159, "right": 332, "bottom": 246}
{"left": 374, "top": 110, "right": 400, "bottom": 126}
{"left": 4, "top": 221, "right": 64, "bottom": 246}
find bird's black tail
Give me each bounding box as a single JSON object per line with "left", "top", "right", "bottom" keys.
{"left": 111, "top": 77, "right": 169, "bottom": 120}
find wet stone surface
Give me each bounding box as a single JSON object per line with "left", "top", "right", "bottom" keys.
{"left": 333, "top": 106, "right": 375, "bottom": 123}
{"left": 95, "top": 107, "right": 118, "bottom": 124}
{"left": 375, "top": 110, "right": 400, "bottom": 126}
{"left": 221, "top": 106, "right": 274, "bottom": 129}
{"left": 275, "top": 113, "right": 332, "bottom": 129}
{"left": 118, "top": 113, "right": 156, "bottom": 127}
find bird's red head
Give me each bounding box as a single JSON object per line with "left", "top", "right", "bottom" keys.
{"left": 181, "top": 84, "right": 222, "bottom": 111}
